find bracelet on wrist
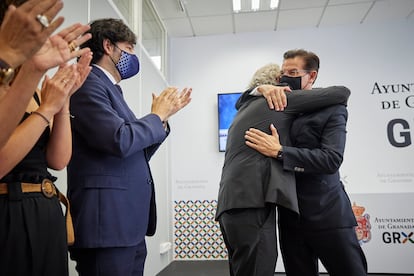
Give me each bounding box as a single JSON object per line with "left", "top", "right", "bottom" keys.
{"left": 55, "top": 112, "right": 75, "bottom": 118}
{"left": 31, "top": 111, "right": 50, "bottom": 126}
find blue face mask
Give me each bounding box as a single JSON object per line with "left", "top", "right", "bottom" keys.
{"left": 115, "top": 50, "right": 140, "bottom": 79}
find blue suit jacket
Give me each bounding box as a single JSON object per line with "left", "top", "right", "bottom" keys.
{"left": 67, "top": 66, "right": 168, "bottom": 248}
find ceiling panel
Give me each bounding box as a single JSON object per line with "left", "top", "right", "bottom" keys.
{"left": 320, "top": 2, "right": 373, "bottom": 26}
{"left": 235, "top": 11, "right": 278, "bottom": 32}
{"left": 279, "top": 0, "right": 328, "bottom": 10}
{"left": 149, "top": 0, "right": 413, "bottom": 37}
{"left": 184, "top": 0, "right": 233, "bottom": 16}
{"left": 191, "top": 15, "right": 234, "bottom": 36}
{"left": 151, "top": 0, "right": 186, "bottom": 19}
{"left": 328, "top": 0, "right": 376, "bottom": 4}
{"left": 277, "top": 7, "right": 324, "bottom": 30}
{"left": 364, "top": 0, "right": 414, "bottom": 23}
{"left": 162, "top": 18, "right": 193, "bottom": 37}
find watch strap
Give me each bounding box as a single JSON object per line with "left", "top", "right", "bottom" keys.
{"left": 276, "top": 146, "right": 284, "bottom": 160}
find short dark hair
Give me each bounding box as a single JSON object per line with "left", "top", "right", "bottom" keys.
{"left": 0, "top": 0, "right": 27, "bottom": 24}
{"left": 283, "top": 49, "right": 320, "bottom": 72}
{"left": 81, "top": 18, "right": 137, "bottom": 64}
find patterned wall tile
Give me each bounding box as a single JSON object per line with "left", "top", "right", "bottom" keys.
{"left": 174, "top": 200, "right": 228, "bottom": 260}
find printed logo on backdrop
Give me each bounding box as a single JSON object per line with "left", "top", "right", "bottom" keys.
{"left": 352, "top": 202, "right": 372, "bottom": 244}
{"left": 374, "top": 216, "right": 414, "bottom": 245}
{"left": 372, "top": 81, "right": 414, "bottom": 148}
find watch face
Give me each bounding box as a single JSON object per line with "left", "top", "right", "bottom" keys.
{"left": 277, "top": 150, "right": 283, "bottom": 160}
{"left": 0, "top": 58, "right": 15, "bottom": 85}
{"left": 0, "top": 68, "right": 15, "bottom": 85}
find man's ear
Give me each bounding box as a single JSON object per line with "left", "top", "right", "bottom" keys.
{"left": 102, "top": 39, "right": 114, "bottom": 55}
{"left": 310, "top": 70, "right": 318, "bottom": 84}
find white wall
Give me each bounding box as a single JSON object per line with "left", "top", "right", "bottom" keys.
{"left": 168, "top": 19, "right": 414, "bottom": 272}
{"left": 169, "top": 19, "right": 414, "bottom": 197}
{"left": 52, "top": 1, "right": 172, "bottom": 275}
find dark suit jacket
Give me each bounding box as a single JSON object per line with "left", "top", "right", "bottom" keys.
{"left": 216, "top": 86, "right": 350, "bottom": 220}
{"left": 67, "top": 66, "right": 168, "bottom": 248}
{"left": 280, "top": 103, "right": 357, "bottom": 230}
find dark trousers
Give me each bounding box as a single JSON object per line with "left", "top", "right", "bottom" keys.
{"left": 279, "top": 225, "right": 367, "bottom": 276}
{"left": 0, "top": 185, "right": 68, "bottom": 276}
{"left": 218, "top": 205, "right": 277, "bottom": 276}
{"left": 69, "top": 239, "right": 147, "bottom": 276}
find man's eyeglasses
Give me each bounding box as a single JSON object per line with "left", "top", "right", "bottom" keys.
{"left": 280, "top": 69, "right": 309, "bottom": 77}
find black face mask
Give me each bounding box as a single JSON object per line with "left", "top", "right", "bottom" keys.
{"left": 280, "top": 75, "right": 302, "bottom": 90}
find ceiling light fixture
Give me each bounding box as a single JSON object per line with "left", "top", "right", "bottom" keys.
{"left": 270, "top": 0, "right": 279, "bottom": 9}
{"left": 233, "top": 0, "right": 278, "bottom": 13}
{"left": 232, "top": 0, "right": 241, "bottom": 12}
{"left": 251, "top": 0, "right": 260, "bottom": 11}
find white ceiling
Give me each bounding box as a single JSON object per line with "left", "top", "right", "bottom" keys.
{"left": 150, "top": 0, "right": 414, "bottom": 37}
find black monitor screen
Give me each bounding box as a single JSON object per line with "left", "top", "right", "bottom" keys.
{"left": 217, "top": 92, "right": 242, "bottom": 152}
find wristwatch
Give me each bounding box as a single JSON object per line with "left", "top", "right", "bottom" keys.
{"left": 276, "top": 147, "right": 283, "bottom": 161}
{"left": 0, "top": 59, "right": 15, "bottom": 86}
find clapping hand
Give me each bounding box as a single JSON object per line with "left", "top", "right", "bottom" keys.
{"left": 31, "top": 23, "right": 92, "bottom": 72}
{"left": 177, "top": 87, "right": 192, "bottom": 112}
{"left": 0, "top": 0, "right": 64, "bottom": 67}
{"left": 39, "top": 64, "right": 78, "bottom": 116}
{"left": 151, "top": 87, "right": 192, "bottom": 122}
{"left": 68, "top": 50, "right": 93, "bottom": 95}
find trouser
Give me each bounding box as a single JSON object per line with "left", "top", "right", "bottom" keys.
{"left": 69, "top": 239, "right": 147, "bottom": 276}
{"left": 218, "top": 205, "right": 277, "bottom": 276}
{"left": 0, "top": 182, "right": 68, "bottom": 276}
{"left": 279, "top": 225, "right": 368, "bottom": 276}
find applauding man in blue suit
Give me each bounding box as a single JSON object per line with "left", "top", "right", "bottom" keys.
{"left": 67, "top": 18, "right": 191, "bottom": 276}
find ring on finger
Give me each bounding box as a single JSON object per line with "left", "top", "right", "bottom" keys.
{"left": 36, "top": 14, "right": 49, "bottom": 28}
{"left": 68, "top": 41, "right": 78, "bottom": 52}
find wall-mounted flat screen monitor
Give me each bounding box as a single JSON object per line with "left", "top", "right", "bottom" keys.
{"left": 217, "top": 92, "right": 242, "bottom": 152}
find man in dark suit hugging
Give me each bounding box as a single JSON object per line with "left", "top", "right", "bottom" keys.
{"left": 216, "top": 60, "right": 353, "bottom": 276}
{"left": 242, "top": 49, "right": 367, "bottom": 276}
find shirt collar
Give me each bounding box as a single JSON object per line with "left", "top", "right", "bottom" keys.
{"left": 93, "top": 64, "right": 118, "bottom": 85}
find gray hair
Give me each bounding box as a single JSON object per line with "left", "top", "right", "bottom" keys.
{"left": 247, "top": 63, "right": 281, "bottom": 90}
